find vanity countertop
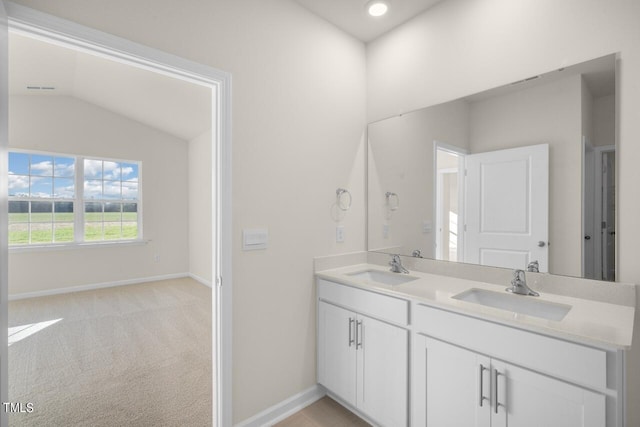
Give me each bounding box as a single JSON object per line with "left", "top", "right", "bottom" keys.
{"left": 316, "top": 263, "right": 635, "bottom": 350}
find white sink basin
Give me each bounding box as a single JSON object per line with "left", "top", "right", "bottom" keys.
{"left": 346, "top": 269, "right": 419, "bottom": 286}
{"left": 452, "top": 288, "right": 571, "bottom": 321}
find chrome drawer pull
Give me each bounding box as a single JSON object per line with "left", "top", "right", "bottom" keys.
{"left": 348, "top": 317, "right": 355, "bottom": 347}
{"left": 479, "top": 364, "right": 488, "bottom": 407}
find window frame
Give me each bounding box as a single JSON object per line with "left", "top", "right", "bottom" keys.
{"left": 8, "top": 148, "right": 143, "bottom": 249}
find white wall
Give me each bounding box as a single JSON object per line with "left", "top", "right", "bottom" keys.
{"left": 8, "top": 95, "right": 189, "bottom": 295}
{"left": 188, "top": 129, "right": 212, "bottom": 284}
{"left": 7, "top": 0, "right": 368, "bottom": 422}
{"left": 367, "top": 0, "right": 640, "bottom": 424}
{"left": 593, "top": 94, "right": 616, "bottom": 147}
{"left": 368, "top": 99, "right": 469, "bottom": 258}
{"left": 468, "top": 75, "right": 583, "bottom": 276}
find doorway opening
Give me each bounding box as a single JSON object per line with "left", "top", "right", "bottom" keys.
{"left": 434, "top": 142, "right": 465, "bottom": 262}
{"left": 583, "top": 142, "right": 616, "bottom": 281}
{"left": 2, "top": 4, "right": 231, "bottom": 426}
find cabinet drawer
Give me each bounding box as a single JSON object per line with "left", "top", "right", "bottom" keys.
{"left": 317, "top": 279, "right": 409, "bottom": 326}
{"left": 413, "top": 303, "right": 607, "bottom": 390}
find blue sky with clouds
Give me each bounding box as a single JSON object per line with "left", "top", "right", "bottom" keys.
{"left": 8, "top": 153, "right": 139, "bottom": 199}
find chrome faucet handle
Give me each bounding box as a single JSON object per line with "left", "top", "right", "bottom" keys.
{"left": 512, "top": 269, "right": 525, "bottom": 284}
{"left": 389, "top": 254, "right": 409, "bottom": 274}
{"left": 507, "top": 269, "right": 539, "bottom": 297}
{"left": 527, "top": 260, "right": 539, "bottom": 273}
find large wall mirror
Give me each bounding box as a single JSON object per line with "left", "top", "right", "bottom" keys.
{"left": 367, "top": 54, "right": 617, "bottom": 280}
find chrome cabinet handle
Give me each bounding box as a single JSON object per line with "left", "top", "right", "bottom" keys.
{"left": 479, "top": 364, "right": 488, "bottom": 407}
{"left": 356, "top": 320, "right": 363, "bottom": 349}
{"left": 348, "top": 317, "right": 355, "bottom": 347}
{"left": 494, "top": 369, "right": 503, "bottom": 414}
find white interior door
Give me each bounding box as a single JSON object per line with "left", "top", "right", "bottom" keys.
{"left": 582, "top": 139, "right": 596, "bottom": 279}
{"left": 0, "top": 1, "right": 8, "bottom": 425}
{"left": 464, "top": 144, "right": 549, "bottom": 271}
{"left": 602, "top": 150, "right": 616, "bottom": 281}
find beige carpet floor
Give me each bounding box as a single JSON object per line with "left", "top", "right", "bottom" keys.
{"left": 8, "top": 277, "right": 212, "bottom": 426}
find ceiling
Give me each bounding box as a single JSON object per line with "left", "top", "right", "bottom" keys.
{"left": 9, "top": 33, "right": 212, "bottom": 142}
{"left": 293, "top": 0, "right": 443, "bottom": 42}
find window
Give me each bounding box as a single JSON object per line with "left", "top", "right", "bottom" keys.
{"left": 8, "top": 150, "right": 141, "bottom": 246}
{"left": 83, "top": 159, "right": 140, "bottom": 241}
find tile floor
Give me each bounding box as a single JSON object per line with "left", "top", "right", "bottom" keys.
{"left": 274, "top": 396, "right": 370, "bottom": 427}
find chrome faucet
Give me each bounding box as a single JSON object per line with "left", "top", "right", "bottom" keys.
{"left": 527, "top": 260, "right": 539, "bottom": 273}
{"left": 506, "top": 269, "right": 539, "bottom": 297}
{"left": 389, "top": 254, "right": 409, "bottom": 274}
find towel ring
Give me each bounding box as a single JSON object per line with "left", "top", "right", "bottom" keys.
{"left": 385, "top": 192, "right": 399, "bottom": 211}
{"left": 336, "top": 188, "right": 352, "bottom": 211}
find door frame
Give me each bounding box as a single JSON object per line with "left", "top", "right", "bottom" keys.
{"left": 433, "top": 141, "right": 466, "bottom": 262}
{"left": 1, "top": 2, "right": 8, "bottom": 425}
{"left": 2, "top": 3, "right": 233, "bottom": 426}
{"left": 594, "top": 145, "right": 616, "bottom": 281}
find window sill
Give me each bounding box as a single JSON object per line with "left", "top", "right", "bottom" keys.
{"left": 9, "top": 239, "right": 150, "bottom": 253}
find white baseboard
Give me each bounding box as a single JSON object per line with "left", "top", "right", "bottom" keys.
{"left": 189, "top": 272, "right": 213, "bottom": 288}
{"left": 8, "top": 272, "right": 191, "bottom": 301}
{"left": 235, "top": 385, "right": 326, "bottom": 427}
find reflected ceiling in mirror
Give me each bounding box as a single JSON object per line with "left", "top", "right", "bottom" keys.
{"left": 367, "top": 54, "right": 617, "bottom": 280}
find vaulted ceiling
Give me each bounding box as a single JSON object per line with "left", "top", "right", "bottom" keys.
{"left": 9, "top": 33, "right": 212, "bottom": 142}
{"left": 9, "top": 2, "right": 447, "bottom": 141}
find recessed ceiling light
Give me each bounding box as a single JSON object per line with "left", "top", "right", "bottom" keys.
{"left": 367, "top": 1, "right": 389, "bottom": 17}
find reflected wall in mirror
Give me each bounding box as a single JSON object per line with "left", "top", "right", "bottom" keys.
{"left": 367, "top": 54, "right": 616, "bottom": 280}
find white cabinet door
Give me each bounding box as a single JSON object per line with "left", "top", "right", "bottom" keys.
{"left": 491, "top": 359, "right": 606, "bottom": 427}
{"left": 357, "top": 314, "right": 409, "bottom": 427}
{"left": 317, "top": 301, "right": 357, "bottom": 406}
{"left": 415, "top": 336, "right": 491, "bottom": 427}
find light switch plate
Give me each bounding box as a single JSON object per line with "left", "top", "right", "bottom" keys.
{"left": 336, "top": 225, "right": 345, "bottom": 243}
{"left": 242, "top": 229, "right": 268, "bottom": 250}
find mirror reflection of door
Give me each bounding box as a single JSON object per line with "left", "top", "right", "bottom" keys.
{"left": 464, "top": 144, "right": 549, "bottom": 272}
{"left": 582, "top": 140, "right": 596, "bottom": 278}
{"left": 602, "top": 149, "right": 616, "bottom": 281}
{"left": 583, "top": 144, "right": 615, "bottom": 281}
{"left": 435, "top": 143, "right": 466, "bottom": 262}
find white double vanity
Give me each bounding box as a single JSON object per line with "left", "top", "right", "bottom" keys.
{"left": 315, "top": 254, "right": 635, "bottom": 427}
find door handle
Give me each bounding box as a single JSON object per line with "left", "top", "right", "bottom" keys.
{"left": 479, "top": 364, "right": 488, "bottom": 407}
{"left": 348, "top": 317, "right": 355, "bottom": 347}
{"left": 356, "top": 320, "right": 363, "bottom": 349}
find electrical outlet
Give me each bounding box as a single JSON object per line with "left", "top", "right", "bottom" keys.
{"left": 153, "top": 254, "right": 160, "bottom": 263}
{"left": 336, "top": 226, "right": 345, "bottom": 243}
{"left": 383, "top": 224, "right": 389, "bottom": 239}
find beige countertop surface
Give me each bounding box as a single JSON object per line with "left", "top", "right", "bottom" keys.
{"left": 316, "top": 263, "right": 635, "bottom": 350}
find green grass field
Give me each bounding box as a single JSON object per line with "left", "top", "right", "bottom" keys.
{"left": 9, "top": 213, "right": 138, "bottom": 245}
{"left": 9, "top": 212, "right": 137, "bottom": 222}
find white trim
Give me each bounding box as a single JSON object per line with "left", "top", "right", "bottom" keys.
{"left": 234, "top": 385, "right": 326, "bottom": 427}
{"left": 433, "top": 140, "right": 467, "bottom": 262}
{"left": 5, "top": 4, "right": 233, "bottom": 426}
{"left": 8, "top": 272, "right": 190, "bottom": 301}
{"left": 9, "top": 239, "right": 149, "bottom": 253}
{"left": 189, "top": 272, "right": 213, "bottom": 288}
{"left": 0, "top": 1, "right": 9, "bottom": 425}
